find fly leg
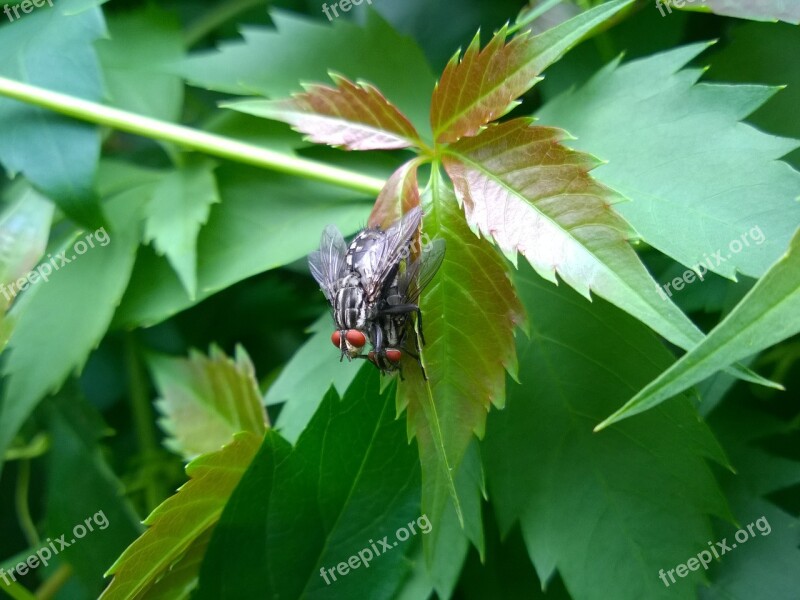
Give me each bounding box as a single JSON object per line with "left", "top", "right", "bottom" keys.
{"left": 379, "top": 304, "right": 423, "bottom": 343}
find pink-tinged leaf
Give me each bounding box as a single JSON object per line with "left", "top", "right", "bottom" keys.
{"left": 442, "top": 118, "right": 723, "bottom": 353}
{"left": 431, "top": 26, "right": 541, "bottom": 144}
{"left": 368, "top": 159, "right": 422, "bottom": 229}
{"left": 675, "top": 0, "right": 800, "bottom": 24}
{"left": 223, "top": 73, "right": 422, "bottom": 151}
{"left": 430, "top": 0, "right": 634, "bottom": 143}
{"left": 397, "top": 170, "right": 525, "bottom": 545}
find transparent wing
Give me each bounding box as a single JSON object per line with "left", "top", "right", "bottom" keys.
{"left": 361, "top": 206, "right": 423, "bottom": 299}
{"left": 308, "top": 224, "right": 348, "bottom": 301}
{"left": 397, "top": 237, "right": 446, "bottom": 304}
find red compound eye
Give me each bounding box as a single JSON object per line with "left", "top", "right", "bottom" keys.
{"left": 345, "top": 330, "right": 366, "bottom": 347}
{"left": 331, "top": 331, "right": 341, "bottom": 347}
{"left": 386, "top": 349, "right": 402, "bottom": 363}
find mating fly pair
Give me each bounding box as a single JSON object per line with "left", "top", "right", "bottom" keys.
{"left": 308, "top": 206, "right": 445, "bottom": 378}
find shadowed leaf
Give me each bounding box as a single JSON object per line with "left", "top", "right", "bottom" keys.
{"left": 144, "top": 160, "right": 220, "bottom": 299}
{"left": 485, "top": 263, "right": 731, "bottom": 600}
{"left": 100, "top": 432, "right": 262, "bottom": 600}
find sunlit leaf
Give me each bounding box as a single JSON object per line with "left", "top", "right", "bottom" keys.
{"left": 100, "top": 432, "right": 262, "bottom": 600}
{"left": 150, "top": 345, "right": 268, "bottom": 461}
{"left": 225, "top": 74, "right": 422, "bottom": 151}
{"left": 398, "top": 170, "right": 524, "bottom": 548}
{"left": 674, "top": 0, "right": 800, "bottom": 25}
{"left": 430, "top": 0, "right": 634, "bottom": 143}
{"left": 598, "top": 227, "right": 800, "bottom": 430}
{"left": 537, "top": 43, "right": 800, "bottom": 280}
{"left": 443, "top": 118, "right": 715, "bottom": 353}
{"left": 369, "top": 159, "right": 423, "bottom": 229}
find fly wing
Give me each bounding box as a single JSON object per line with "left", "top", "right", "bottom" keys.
{"left": 308, "top": 224, "right": 348, "bottom": 302}
{"left": 397, "top": 237, "right": 446, "bottom": 304}
{"left": 361, "top": 206, "right": 423, "bottom": 299}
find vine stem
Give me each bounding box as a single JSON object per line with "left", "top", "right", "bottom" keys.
{"left": 0, "top": 76, "right": 386, "bottom": 196}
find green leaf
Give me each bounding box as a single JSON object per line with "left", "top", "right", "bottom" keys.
{"left": 680, "top": 0, "right": 800, "bottom": 24}
{"left": 0, "top": 192, "right": 142, "bottom": 466}
{"left": 45, "top": 388, "right": 144, "bottom": 595}
{"left": 598, "top": 227, "right": 800, "bottom": 430}
{"left": 181, "top": 10, "right": 436, "bottom": 138}
{"left": 397, "top": 169, "right": 523, "bottom": 544}
{"left": 707, "top": 22, "right": 800, "bottom": 168}
{"left": 226, "top": 73, "right": 422, "bottom": 151}
{"left": 0, "top": 0, "right": 105, "bottom": 226}
{"left": 430, "top": 0, "right": 634, "bottom": 143}
{"left": 443, "top": 118, "right": 714, "bottom": 353}
{"left": 196, "top": 368, "right": 422, "bottom": 600}
{"left": 537, "top": 43, "right": 800, "bottom": 280}
{"left": 702, "top": 396, "right": 800, "bottom": 597}
{"left": 114, "top": 165, "right": 371, "bottom": 328}
{"left": 143, "top": 160, "right": 220, "bottom": 299}
{"left": 150, "top": 345, "right": 268, "bottom": 461}
{"left": 95, "top": 5, "right": 185, "bottom": 121}
{"left": 485, "top": 262, "right": 731, "bottom": 600}
{"left": 265, "top": 315, "right": 365, "bottom": 444}
{"left": 100, "top": 431, "right": 262, "bottom": 600}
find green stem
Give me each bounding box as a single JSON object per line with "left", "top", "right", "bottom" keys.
{"left": 125, "top": 336, "right": 164, "bottom": 512}
{"left": 0, "top": 76, "right": 385, "bottom": 196}
{"left": 0, "top": 580, "right": 36, "bottom": 600}
{"left": 15, "top": 460, "right": 40, "bottom": 549}
{"left": 34, "top": 565, "right": 72, "bottom": 600}
{"left": 185, "top": 0, "right": 266, "bottom": 47}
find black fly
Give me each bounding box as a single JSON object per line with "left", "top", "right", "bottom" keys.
{"left": 308, "top": 206, "right": 445, "bottom": 378}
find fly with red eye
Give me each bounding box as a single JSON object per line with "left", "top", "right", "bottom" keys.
{"left": 309, "top": 206, "right": 445, "bottom": 378}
